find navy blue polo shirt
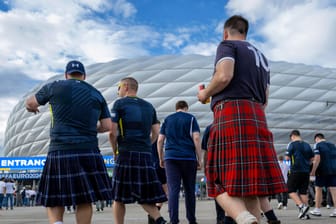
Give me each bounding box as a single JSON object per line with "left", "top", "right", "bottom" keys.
{"left": 160, "top": 111, "right": 200, "bottom": 160}
{"left": 111, "top": 96, "right": 159, "bottom": 152}
{"left": 211, "top": 40, "right": 270, "bottom": 110}
{"left": 286, "top": 140, "right": 314, "bottom": 173}
{"left": 313, "top": 141, "right": 336, "bottom": 175}
{"left": 35, "top": 79, "right": 111, "bottom": 152}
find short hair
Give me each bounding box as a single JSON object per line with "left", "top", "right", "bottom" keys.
{"left": 314, "top": 133, "right": 325, "bottom": 140}
{"left": 278, "top": 155, "right": 284, "bottom": 161}
{"left": 121, "top": 77, "right": 138, "bottom": 92}
{"left": 224, "top": 15, "right": 249, "bottom": 35}
{"left": 290, "top": 129, "right": 300, "bottom": 138}
{"left": 175, "top": 100, "right": 188, "bottom": 110}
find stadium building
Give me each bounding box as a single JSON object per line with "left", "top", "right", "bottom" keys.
{"left": 3, "top": 55, "right": 336, "bottom": 157}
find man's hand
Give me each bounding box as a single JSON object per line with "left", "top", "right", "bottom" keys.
{"left": 197, "top": 89, "right": 209, "bottom": 104}
{"left": 26, "top": 107, "right": 40, "bottom": 114}
{"left": 197, "top": 160, "right": 202, "bottom": 170}
{"left": 159, "top": 159, "right": 165, "bottom": 168}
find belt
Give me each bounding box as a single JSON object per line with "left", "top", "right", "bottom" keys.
{"left": 215, "top": 97, "right": 261, "bottom": 110}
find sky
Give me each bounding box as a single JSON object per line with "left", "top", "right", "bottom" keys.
{"left": 0, "top": 0, "right": 336, "bottom": 151}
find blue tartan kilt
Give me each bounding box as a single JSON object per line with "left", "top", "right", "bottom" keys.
{"left": 36, "top": 149, "right": 113, "bottom": 207}
{"left": 112, "top": 151, "right": 168, "bottom": 204}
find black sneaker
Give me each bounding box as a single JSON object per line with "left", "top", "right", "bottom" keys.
{"left": 300, "top": 214, "right": 310, "bottom": 220}
{"left": 148, "top": 215, "right": 156, "bottom": 224}
{"left": 155, "top": 217, "right": 167, "bottom": 224}
{"left": 298, "top": 205, "right": 310, "bottom": 219}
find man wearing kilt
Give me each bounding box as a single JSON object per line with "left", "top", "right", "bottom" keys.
{"left": 109, "top": 77, "right": 167, "bottom": 224}
{"left": 25, "top": 60, "right": 113, "bottom": 224}
{"left": 197, "top": 15, "right": 287, "bottom": 224}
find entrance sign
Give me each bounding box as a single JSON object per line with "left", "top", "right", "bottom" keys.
{"left": 0, "top": 155, "right": 114, "bottom": 170}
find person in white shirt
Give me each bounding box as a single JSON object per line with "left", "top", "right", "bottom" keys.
{"left": 3, "top": 178, "right": 15, "bottom": 210}
{"left": 277, "top": 155, "right": 290, "bottom": 210}
{"left": 0, "top": 177, "right": 6, "bottom": 210}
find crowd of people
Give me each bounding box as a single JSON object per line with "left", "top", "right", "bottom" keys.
{"left": 0, "top": 178, "right": 37, "bottom": 209}
{"left": 21, "top": 14, "right": 336, "bottom": 224}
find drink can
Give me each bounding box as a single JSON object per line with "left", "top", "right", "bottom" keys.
{"left": 199, "top": 84, "right": 210, "bottom": 104}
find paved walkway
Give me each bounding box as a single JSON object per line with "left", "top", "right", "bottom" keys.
{"left": 1, "top": 199, "right": 335, "bottom": 223}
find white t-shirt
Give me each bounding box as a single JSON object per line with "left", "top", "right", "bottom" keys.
{"left": 0, "top": 180, "right": 5, "bottom": 194}
{"left": 5, "top": 182, "right": 15, "bottom": 194}
{"left": 278, "top": 161, "right": 290, "bottom": 183}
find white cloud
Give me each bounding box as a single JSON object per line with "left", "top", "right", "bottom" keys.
{"left": 0, "top": 97, "right": 20, "bottom": 149}
{"left": 111, "top": 0, "right": 137, "bottom": 18}
{"left": 162, "top": 33, "right": 190, "bottom": 50}
{"left": 226, "top": 0, "right": 336, "bottom": 67}
{"left": 0, "top": 0, "right": 143, "bottom": 81}
{"left": 181, "top": 42, "right": 217, "bottom": 56}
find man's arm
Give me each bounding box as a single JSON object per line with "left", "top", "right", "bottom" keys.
{"left": 262, "top": 85, "right": 270, "bottom": 110}
{"left": 192, "top": 132, "right": 202, "bottom": 170}
{"left": 157, "top": 134, "right": 165, "bottom": 168}
{"left": 198, "top": 59, "right": 234, "bottom": 103}
{"left": 25, "top": 95, "right": 40, "bottom": 113}
{"left": 97, "top": 118, "right": 112, "bottom": 133}
{"left": 109, "top": 122, "right": 118, "bottom": 158}
{"left": 310, "top": 154, "right": 321, "bottom": 176}
{"left": 150, "top": 123, "right": 160, "bottom": 144}
{"left": 202, "top": 150, "right": 207, "bottom": 171}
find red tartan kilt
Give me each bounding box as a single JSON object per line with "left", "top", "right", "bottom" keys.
{"left": 206, "top": 99, "right": 287, "bottom": 197}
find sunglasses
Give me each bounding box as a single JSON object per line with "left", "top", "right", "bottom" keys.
{"left": 118, "top": 83, "right": 123, "bottom": 91}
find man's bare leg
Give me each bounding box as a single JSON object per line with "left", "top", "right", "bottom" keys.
{"left": 141, "top": 203, "right": 161, "bottom": 220}
{"left": 113, "top": 201, "right": 126, "bottom": 224}
{"left": 76, "top": 203, "right": 92, "bottom": 224}
{"left": 47, "top": 206, "right": 65, "bottom": 224}
{"left": 216, "top": 192, "right": 258, "bottom": 224}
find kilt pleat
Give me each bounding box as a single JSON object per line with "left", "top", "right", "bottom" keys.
{"left": 36, "top": 149, "right": 113, "bottom": 207}
{"left": 112, "top": 151, "right": 167, "bottom": 204}
{"left": 206, "top": 100, "right": 287, "bottom": 197}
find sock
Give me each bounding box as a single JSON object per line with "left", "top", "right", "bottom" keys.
{"left": 264, "top": 210, "right": 278, "bottom": 221}
{"left": 224, "top": 215, "right": 236, "bottom": 224}
{"left": 155, "top": 216, "right": 165, "bottom": 224}
{"left": 53, "top": 222, "right": 63, "bottom": 224}
{"left": 235, "top": 211, "right": 257, "bottom": 224}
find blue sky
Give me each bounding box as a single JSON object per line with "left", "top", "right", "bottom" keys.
{"left": 0, "top": 0, "right": 336, "bottom": 149}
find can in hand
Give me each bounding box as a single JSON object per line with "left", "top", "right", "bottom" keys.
{"left": 199, "top": 84, "right": 210, "bottom": 104}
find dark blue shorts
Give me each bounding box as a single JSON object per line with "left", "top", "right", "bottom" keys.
{"left": 315, "top": 175, "right": 336, "bottom": 187}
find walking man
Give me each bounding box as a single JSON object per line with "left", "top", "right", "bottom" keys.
{"left": 197, "top": 15, "right": 286, "bottom": 224}
{"left": 109, "top": 77, "right": 167, "bottom": 224}
{"left": 286, "top": 129, "right": 314, "bottom": 219}
{"left": 26, "top": 60, "right": 113, "bottom": 224}
{"left": 310, "top": 133, "right": 336, "bottom": 218}
{"left": 157, "top": 100, "right": 202, "bottom": 224}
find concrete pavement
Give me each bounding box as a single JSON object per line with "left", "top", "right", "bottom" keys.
{"left": 1, "top": 199, "right": 335, "bottom": 224}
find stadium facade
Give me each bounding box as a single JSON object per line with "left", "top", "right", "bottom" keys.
{"left": 3, "top": 55, "right": 336, "bottom": 157}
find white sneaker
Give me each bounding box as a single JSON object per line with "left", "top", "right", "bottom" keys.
{"left": 283, "top": 206, "right": 287, "bottom": 210}
{"left": 327, "top": 204, "right": 331, "bottom": 209}
{"left": 235, "top": 211, "right": 258, "bottom": 224}
{"left": 277, "top": 202, "right": 283, "bottom": 209}
{"left": 310, "top": 208, "right": 322, "bottom": 216}
{"left": 330, "top": 209, "right": 336, "bottom": 218}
